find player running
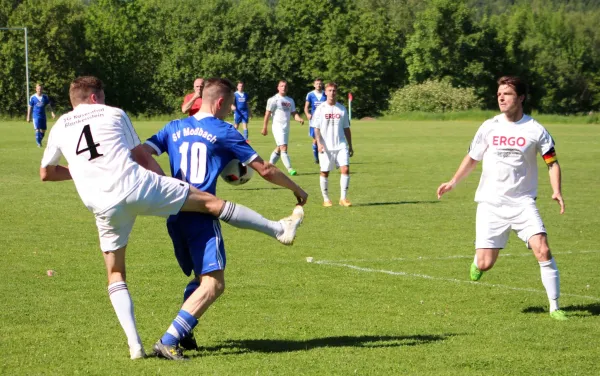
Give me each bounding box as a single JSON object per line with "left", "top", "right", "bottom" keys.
{"left": 304, "top": 78, "right": 327, "bottom": 164}
{"left": 27, "top": 83, "right": 56, "bottom": 147}
{"left": 231, "top": 81, "right": 252, "bottom": 140}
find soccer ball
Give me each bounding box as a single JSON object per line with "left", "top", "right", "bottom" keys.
{"left": 220, "top": 159, "right": 254, "bottom": 185}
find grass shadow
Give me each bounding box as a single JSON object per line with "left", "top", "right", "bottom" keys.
{"left": 354, "top": 200, "right": 440, "bottom": 207}
{"left": 191, "top": 334, "right": 453, "bottom": 357}
{"left": 522, "top": 303, "right": 600, "bottom": 317}
{"left": 236, "top": 187, "right": 286, "bottom": 191}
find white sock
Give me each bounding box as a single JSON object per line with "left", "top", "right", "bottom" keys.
{"left": 281, "top": 151, "right": 292, "bottom": 170}
{"left": 539, "top": 258, "right": 560, "bottom": 311}
{"left": 108, "top": 282, "right": 142, "bottom": 348}
{"left": 269, "top": 151, "right": 280, "bottom": 164}
{"left": 340, "top": 174, "right": 350, "bottom": 200}
{"left": 473, "top": 253, "right": 478, "bottom": 267}
{"left": 219, "top": 201, "right": 283, "bottom": 238}
{"left": 320, "top": 176, "right": 330, "bottom": 201}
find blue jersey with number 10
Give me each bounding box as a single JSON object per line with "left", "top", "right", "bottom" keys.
{"left": 146, "top": 113, "right": 257, "bottom": 195}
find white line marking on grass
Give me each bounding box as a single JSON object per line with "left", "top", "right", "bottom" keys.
{"left": 315, "top": 260, "right": 600, "bottom": 301}
{"left": 324, "top": 250, "right": 600, "bottom": 263}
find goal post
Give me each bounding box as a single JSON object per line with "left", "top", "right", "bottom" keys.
{"left": 0, "top": 27, "right": 30, "bottom": 108}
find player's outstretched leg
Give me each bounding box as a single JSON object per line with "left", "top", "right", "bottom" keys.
{"left": 275, "top": 205, "right": 304, "bottom": 245}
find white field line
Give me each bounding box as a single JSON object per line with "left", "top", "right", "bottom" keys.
{"left": 315, "top": 260, "right": 600, "bottom": 301}
{"left": 321, "top": 250, "right": 600, "bottom": 264}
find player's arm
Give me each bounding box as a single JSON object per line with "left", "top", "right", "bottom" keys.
{"left": 48, "top": 102, "right": 56, "bottom": 119}
{"left": 131, "top": 144, "right": 165, "bottom": 176}
{"left": 26, "top": 105, "right": 31, "bottom": 122}
{"left": 292, "top": 111, "right": 304, "bottom": 125}
{"left": 314, "top": 128, "right": 325, "bottom": 152}
{"left": 304, "top": 101, "right": 311, "bottom": 121}
{"left": 40, "top": 165, "right": 71, "bottom": 181}
{"left": 181, "top": 94, "right": 199, "bottom": 114}
{"left": 436, "top": 155, "right": 479, "bottom": 199}
{"left": 544, "top": 148, "right": 564, "bottom": 214}
{"left": 248, "top": 157, "right": 308, "bottom": 205}
{"left": 262, "top": 110, "right": 271, "bottom": 136}
{"left": 344, "top": 127, "right": 353, "bottom": 157}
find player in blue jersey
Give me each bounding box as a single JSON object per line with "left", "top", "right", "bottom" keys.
{"left": 27, "top": 83, "right": 56, "bottom": 147}
{"left": 143, "top": 78, "right": 308, "bottom": 360}
{"left": 304, "top": 78, "right": 327, "bottom": 164}
{"left": 231, "top": 81, "right": 252, "bottom": 140}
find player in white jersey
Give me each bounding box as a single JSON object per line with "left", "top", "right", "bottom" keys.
{"left": 261, "top": 80, "right": 305, "bottom": 176}
{"left": 312, "top": 82, "right": 354, "bottom": 207}
{"left": 39, "top": 76, "right": 307, "bottom": 359}
{"left": 437, "top": 76, "right": 567, "bottom": 320}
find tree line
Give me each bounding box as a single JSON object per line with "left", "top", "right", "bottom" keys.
{"left": 1, "top": 0, "right": 599, "bottom": 118}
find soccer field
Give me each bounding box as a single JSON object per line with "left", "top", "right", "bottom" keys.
{"left": 1, "top": 119, "right": 599, "bottom": 375}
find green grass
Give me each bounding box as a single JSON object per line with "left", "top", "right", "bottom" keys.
{"left": 1, "top": 118, "right": 599, "bottom": 375}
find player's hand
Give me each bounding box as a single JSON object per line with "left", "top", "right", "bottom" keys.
{"left": 436, "top": 181, "right": 455, "bottom": 199}
{"left": 317, "top": 144, "right": 325, "bottom": 153}
{"left": 552, "top": 192, "right": 565, "bottom": 214}
{"left": 26, "top": 118, "right": 31, "bottom": 123}
{"left": 261, "top": 127, "right": 268, "bottom": 136}
{"left": 51, "top": 113, "right": 56, "bottom": 119}
{"left": 348, "top": 147, "right": 354, "bottom": 157}
{"left": 294, "top": 188, "right": 308, "bottom": 206}
{"left": 307, "top": 113, "right": 312, "bottom": 121}
{"left": 299, "top": 119, "right": 304, "bottom": 126}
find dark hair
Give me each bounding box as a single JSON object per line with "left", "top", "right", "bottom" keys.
{"left": 497, "top": 76, "right": 527, "bottom": 99}
{"left": 202, "top": 78, "right": 236, "bottom": 102}
{"left": 70, "top": 76, "right": 104, "bottom": 104}
{"left": 325, "top": 81, "right": 338, "bottom": 89}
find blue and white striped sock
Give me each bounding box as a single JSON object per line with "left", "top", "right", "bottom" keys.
{"left": 161, "top": 310, "right": 198, "bottom": 346}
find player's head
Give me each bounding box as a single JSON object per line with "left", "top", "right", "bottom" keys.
{"left": 325, "top": 82, "right": 337, "bottom": 104}
{"left": 313, "top": 78, "right": 323, "bottom": 91}
{"left": 237, "top": 81, "right": 244, "bottom": 92}
{"left": 194, "top": 78, "right": 205, "bottom": 96}
{"left": 69, "top": 76, "right": 105, "bottom": 107}
{"left": 497, "top": 76, "right": 526, "bottom": 116}
{"left": 277, "top": 80, "right": 288, "bottom": 95}
{"left": 35, "top": 84, "right": 43, "bottom": 95}
{"left": 201, "top": 78, "right": 236, "bottom": 120}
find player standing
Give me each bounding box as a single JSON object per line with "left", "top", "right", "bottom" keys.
{"left": 182, "top": 78, "right": 204, "bottom": 116}
{"left": 312, "top": 82, "right": 354, "bottom": 207}
{"left": 304, "top": 78, "right": 327, "bottom": 164}
{"left": 231, "top": 81, "right": 252, "bottom": 140}
{"left": 437, "top": 76, "right": 567, "bottom": 320}
{"left": 144, "top": 78, "right": 307, "bottom": 360}
{"left": 40, "top": 76, "right": 307, "bottom": 360}
{"left": 27, "top": 83, "right": 55, "bottom": 147}
{"left": 261, "top": 80, "right": 304, "bottom": 176}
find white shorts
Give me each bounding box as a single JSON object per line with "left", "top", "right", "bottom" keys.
{"left": 272, "top": 123, "right": 289, "bottom": 146}
{"left": 475, "top": 202, "right": 546, "bottom": 249}
{"left": 319, "top": 148, "right": 350, "bottom": 172}
{"left": 95, "top": 170, "right": 190, "bottom": 252}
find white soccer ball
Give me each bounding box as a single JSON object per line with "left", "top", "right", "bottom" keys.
{"left": 220, "top": 159, "right": 254, "bottom": 185}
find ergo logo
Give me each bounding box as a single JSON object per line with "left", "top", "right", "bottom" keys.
{"left": 492, "top": 136, "right": 526, "bottom": 147}
{"left": 325, "top": 113, "right": 341, "bottom": 119}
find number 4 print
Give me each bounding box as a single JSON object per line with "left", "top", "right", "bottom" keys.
{"left": 76, "top": 124, "right": 103, "bottom": 160}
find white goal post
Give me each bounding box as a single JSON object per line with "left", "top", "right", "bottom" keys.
{"left": 0, "top": 27, "right": 30, "bottom": 107}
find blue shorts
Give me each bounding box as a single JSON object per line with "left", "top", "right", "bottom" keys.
{"left": 234, "top": 111, "right": 249, "bottom": 124}
{"left": 166, "top": 213, "right": 226, "bottom": 277}
{"left": 33, "top": 117, "right": 47, "bottom": 131}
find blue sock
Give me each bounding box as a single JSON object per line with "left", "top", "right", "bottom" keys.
{"left": 35, "top": 132, "right": 41, "bottom": 145}
{"left": 161, "top": 310, "right": 198, "bottom": 346}
{"left": 243, "top": 129, "right": 248, "bottom": 140}
{"left": 312, "top": 143, "right": 318, "bottom": 161}
{"left": 40, "top": 132, "right": 45, "bottom": 142}
{"left": 183, "top": 279, "right": 200, "bottom": 303}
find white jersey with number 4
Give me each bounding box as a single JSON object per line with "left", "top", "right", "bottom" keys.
{"left": 266, "top": 94, "right": 296, "bottom": 128}
{"left": 311, "top": 102, "right": 350, "bottom": 151}
{"left": 41, "top": 104, "right": 143, "bottom": 214}
{"left": 468, "top": 114, "right": 555, "bottom": 206}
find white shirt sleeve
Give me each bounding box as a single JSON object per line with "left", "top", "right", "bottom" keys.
{"left": 341, "top": 107, "right": 350, "bottom": 129}
{"left": 40, "top": 126, "right": 63, "bottom": 167}
{"left": 468, "top": 123, "right": 488, "bottom": 161}
{"left": 311, "top": 106, "right": 322, "bottom": 129}
{"left": 537, "top": 125, "right": 555, "bottom": 155}
{"left": 266, "top": 97, "right": 276, "bottom": 112}
{"left": 119, "top": 110, "right": 141, "bottom": 149}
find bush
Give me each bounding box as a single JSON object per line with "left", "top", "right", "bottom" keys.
{"left": 388, "top": 80, "right": 483, "bottom": 114}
